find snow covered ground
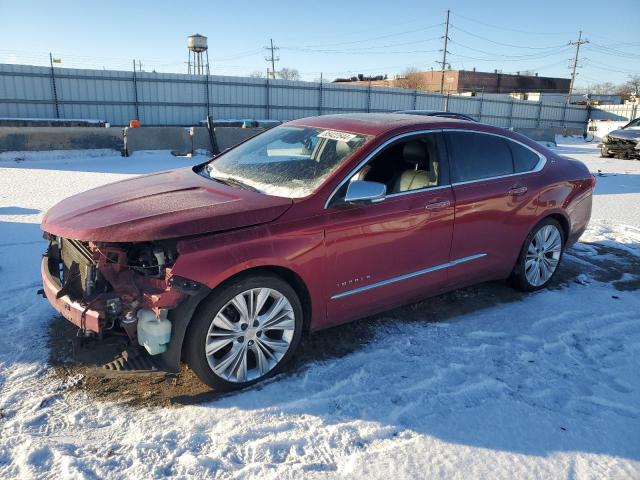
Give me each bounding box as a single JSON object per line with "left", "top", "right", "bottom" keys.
{"left": 0, "top": 142, "right": 639, "bottom": 479}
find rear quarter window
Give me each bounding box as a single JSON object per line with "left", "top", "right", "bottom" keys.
{"left": 509, "top": 141, "right": 541, "bottom": 173}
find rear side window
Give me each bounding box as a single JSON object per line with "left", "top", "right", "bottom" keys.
{"left": 447, "top": 132, "right": 513, "bottom": 182}
{"left": 509, "top": 142, "right": 540, "bottom": 173}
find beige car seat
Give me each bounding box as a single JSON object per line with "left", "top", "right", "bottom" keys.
{"left": 393, "top": 141, "right": 438, "bottom": 193}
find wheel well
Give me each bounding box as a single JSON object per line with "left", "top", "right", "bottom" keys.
{"left": 545, "top": 213, "right": 570, "bottom": 245}
{"left": 219, "top": 266, "right": 313, "bottom": 333}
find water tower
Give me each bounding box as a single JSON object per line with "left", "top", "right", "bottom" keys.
{"left": 187, "top": 34, "right": 209, "bottom": 75}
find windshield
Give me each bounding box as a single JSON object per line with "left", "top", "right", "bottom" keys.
{"left": 623, "top": 118, "right": 640, "bottom": 129}
{"left": 204, "top": 125, "right": 370, "bottom": 198}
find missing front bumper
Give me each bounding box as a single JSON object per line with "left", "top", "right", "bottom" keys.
{"left": 41, "top": 256, "right": 102, "bottom": 333}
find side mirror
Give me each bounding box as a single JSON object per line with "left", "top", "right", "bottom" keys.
{"left": 344, "top": 180, "right": 386, "bottom": 204}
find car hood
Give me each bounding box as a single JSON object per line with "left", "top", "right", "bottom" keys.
{"left": 41, "top": 167, "right": 293, "bottom": 242}
{"left": 607, "top": 129, "right": 640, "bottom": 141}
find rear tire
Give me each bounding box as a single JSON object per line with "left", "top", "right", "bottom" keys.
{"left": 184, "top": 274, "right": 304, "bottom": 391}
{"left": 510, "top": 218, "right": 565, "bottom": 292}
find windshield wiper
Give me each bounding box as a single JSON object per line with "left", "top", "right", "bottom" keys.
{"left": 202, "top": 164, "right": 261, "bottom": 193}
{"left": 213, "top": 175, "right": 261, "bottom": 193}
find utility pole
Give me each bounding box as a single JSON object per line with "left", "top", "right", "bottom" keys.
{"left": 567, "top": 30, "right": 588, "bottom": 105}
{"left": 132, "top": 60, "right": 140, "bottom": 121}
{"left": 265, "top": 38, "right": 279, "bottom": 79}
{"left": 437, "top": 9, "right": 451, "bottom": 94}
{"left": 49, "top": 52, "right": 60, "bottom": 119}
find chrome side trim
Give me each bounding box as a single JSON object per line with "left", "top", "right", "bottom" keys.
{"left": 330, "top": 253, "right": 487, "bottom": 300}
{"left": 385, "top": 183, "right": 452, "bottom": 199}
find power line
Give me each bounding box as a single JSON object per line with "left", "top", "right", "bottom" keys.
{"left": 281, "top": 36, "right": 442, "bottom": 53}
{"left": 586, "top": 42, "right": 640, "bottom": 59}
{"left": 582, "top": 30, "right": 640, "bottom": 44}
{"left": 213, "top": 48, "right": 264, "bottom": 62}
{"left": 450, "top": 11, "right": 574, "bottom": 36}
{"left": 282, "top": 47, "right": 441, "bottom": 55}
{"left": 296, "top": 17, "right": 432, "bottom": 47}
{"left": 519, "top": 59, "right": 573, "bottom": 72}
{"left": 450, "top": 24, "right": 569, "bottom": 50}
{"left": 296, "top": 23, "right": 443, "bottom": 49}
{"left": 1, "top": 18, "right": 636, "bottom": 85}
{"left": 448, "top": 40, "right": 570, "bottom": 59}
{"left": 449, "top": 49, "right": 571, "bottom": 63}
{"left": 584, "top": 60, "right": 637, "bottom": 75}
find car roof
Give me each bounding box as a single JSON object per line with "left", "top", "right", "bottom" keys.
{"left": 288, "top": 113, "right": 470, "bottom": 137}
{"left": 286, "top": 113, "right": 550, "bottom": 157}
{"left": 395, "top": 110, "right": 476, "bottom": 120}
{"left": 395, "top": 110, "right": 452, "bottom": 115}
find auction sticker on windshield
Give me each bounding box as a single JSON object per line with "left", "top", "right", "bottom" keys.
{"left": 317, "top": 130, "right": 358, "bottom": 142}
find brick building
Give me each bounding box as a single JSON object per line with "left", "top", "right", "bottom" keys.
{"left": 334, "top": 69, "right": 571, "bottom": 94}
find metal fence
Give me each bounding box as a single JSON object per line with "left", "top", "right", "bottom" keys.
{"left": 0, "top": 63, "right": 590, "bottom": 128}
{"left": 589, "top": 103, "right": 638, "bottom": 122}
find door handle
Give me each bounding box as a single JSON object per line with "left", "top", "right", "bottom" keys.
{"left": 425, "top": 199, "right": 451, "bottom": 210}
{"left": 507, "top": 185, "right": 528, "bottom": 196}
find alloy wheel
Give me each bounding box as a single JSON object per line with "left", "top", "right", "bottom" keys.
{"left": 204, "top": 288, "right": 296, "bottom": 383}
{"left": 525, "top": 224, "right": 562, "bottom": 287}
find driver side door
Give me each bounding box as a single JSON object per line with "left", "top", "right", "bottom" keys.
{"left": 323, "top": 131, "right": 455, "bottom": 327}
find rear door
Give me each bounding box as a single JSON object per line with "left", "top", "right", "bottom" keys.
{"left": 445, "top": 130, "right": 542, "bottom": 286}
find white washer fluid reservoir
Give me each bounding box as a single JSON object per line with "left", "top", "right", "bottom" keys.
{"left": 137, "top": 309, "right": 171, "bottom": 355}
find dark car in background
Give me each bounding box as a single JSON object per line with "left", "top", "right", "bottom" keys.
{"left": 599, "top": 117, "right": 640, "bottom": 159}
{"left": 395, "top": 110, "right": 477, "bottom": 122}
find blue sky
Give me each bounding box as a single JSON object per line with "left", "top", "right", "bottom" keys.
{"left": 0, "top": 0, "right": 638, "bottom": 88}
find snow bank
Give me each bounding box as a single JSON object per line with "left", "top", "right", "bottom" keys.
{"left": 554, "top": 134, "right": 587, "bottom": 145}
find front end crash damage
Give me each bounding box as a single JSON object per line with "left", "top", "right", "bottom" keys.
{"left": 599, "top": 134, "right": 640, "bottom": 159}
{"left": 41, "top": 233, "right": 209, "bottom": 372}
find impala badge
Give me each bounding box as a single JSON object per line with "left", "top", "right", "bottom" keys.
{"left": 337, "top": 274, "right": 372, "bottom": 289}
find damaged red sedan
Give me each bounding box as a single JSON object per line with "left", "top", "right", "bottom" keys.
{"left": 41, "top": 114, "right": 594, "bottom": 390}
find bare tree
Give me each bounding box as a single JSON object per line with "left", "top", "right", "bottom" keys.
{"left": 587, "top": 82, "right": 617, "bottom": 95}
{"left": 624, "top": 74, "right": 640, "bottom": 97}
{"left": 576, "top": 76, "right": 639, "bottom": 101}
{"left": 394, "top": 67, "right": 426, "bottom": 90}
{"left": 277, "top": 68, "right": 300, "bottom": 81}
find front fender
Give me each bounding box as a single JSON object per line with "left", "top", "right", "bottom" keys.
{"left": 172, "top": 222, "right": 327, "bottom": 326}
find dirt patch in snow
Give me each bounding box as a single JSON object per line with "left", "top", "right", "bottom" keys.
{"left": 47, "top": 240, "right": 640, "bottom": 408}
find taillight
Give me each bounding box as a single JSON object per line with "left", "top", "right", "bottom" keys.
{"left": 588, "top": 175, "right": 596, "bottom": 189}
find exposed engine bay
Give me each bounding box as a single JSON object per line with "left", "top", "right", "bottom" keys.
{"left": 600, "top": 135, "right": 640, "bottom": 160}
{"left": 43, "top": 233, "right": 191, "bottom": 353}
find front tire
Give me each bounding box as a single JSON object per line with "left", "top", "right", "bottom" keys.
{"left": 510, "top": 218, "right": 564, "bottom": 292}
{"left": 184, "top": 274, "right": 304, "bottom": 391}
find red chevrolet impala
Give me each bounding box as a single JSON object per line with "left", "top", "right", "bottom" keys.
{"left": 40, "top": 114, "right": 594, "bottom": 390}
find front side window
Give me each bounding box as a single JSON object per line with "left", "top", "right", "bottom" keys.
{"left": 447, "top": 132, "right": 513, "bottom": 183}
{"left": 347, "top": 133, "right": 445, "bottom": 195}
{"left": 203, "top": 125, "right": 369, "bottom": 198}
